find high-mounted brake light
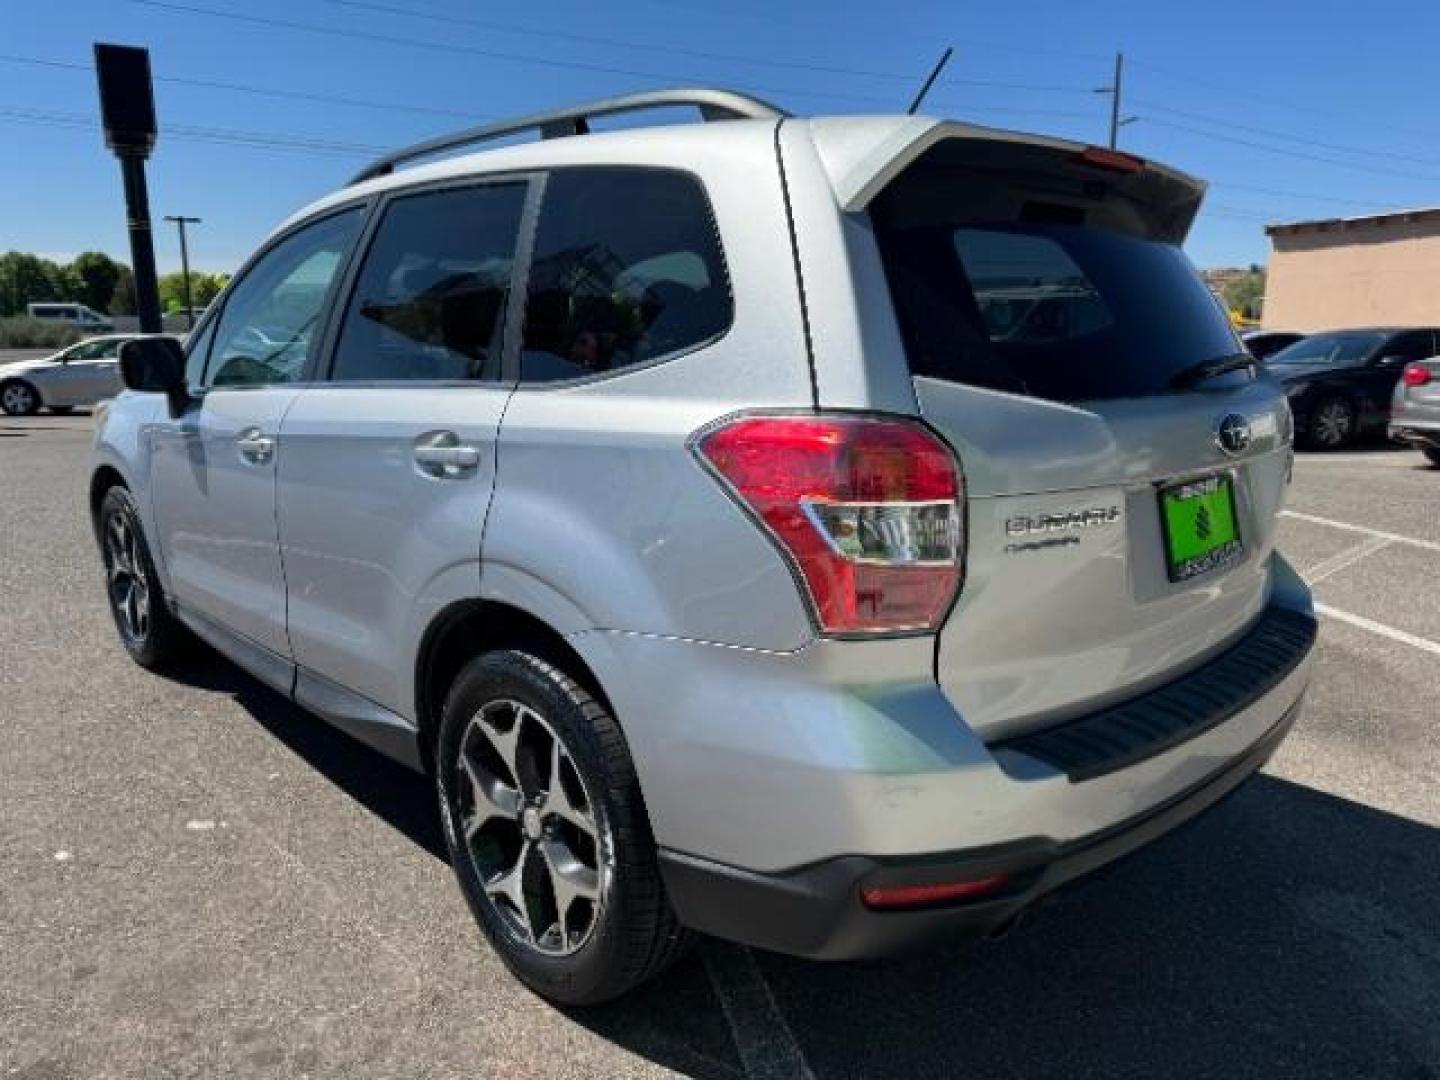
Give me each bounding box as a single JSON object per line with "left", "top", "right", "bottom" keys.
{"left": 1075, "top": 145, "right": 1145, "bottom": 174}
{"left": 694, "top": 414, "right": 964, "bottom": 635}
{"left": 1402, "top": 362, "right": 1433, "bottom": 387}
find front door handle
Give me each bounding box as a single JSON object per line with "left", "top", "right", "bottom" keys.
{"left": 414, "top": 431, "right": 481, "bottom": 479}
{"left": 236, "top": 428, "right": 275, "bottom": 465}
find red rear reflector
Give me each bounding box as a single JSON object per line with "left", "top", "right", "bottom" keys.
{"left": 1403, "top": 362, "right": 1433, "bottom": 387}
{"left": 1075, "top": 146, "right": 1145, "bottom": 174}
{"left": 861, "top": 875, "right": 1011, "bottom": 911}
{"left": 694, "top": 414, "right": 964, "bottom": 635}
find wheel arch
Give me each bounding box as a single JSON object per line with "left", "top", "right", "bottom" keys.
{"left": 89, "top": 464, "right": 129, "bottom": 540}
{"left": 414, "top": 598, "right": 614, "bottom": 775}
{"left": 0, "top": 376, "right": 43, "bottom": 410}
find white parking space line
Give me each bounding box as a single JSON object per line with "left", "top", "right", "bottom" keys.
{"left": 1281, "top": 510, "right": 1440, "bottom": 555}
{"left": 1314, "top": 603, "right": 1440, "bottom": 659}
{"left": 702, "top": 944, "right": 814, "bottom": 1080}
{"left": 1304, "top": 536, "right": 1395, "bottom": 585}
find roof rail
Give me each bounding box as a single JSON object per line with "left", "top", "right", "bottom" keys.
{"left": 348, "top": 87, "right": 788, "bottom": 186}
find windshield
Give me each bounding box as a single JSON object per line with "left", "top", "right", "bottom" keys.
{"left": 872, "top": 218, "right": 1245, "bottom": 402}
{"left": 1266, "top": 331, "right": 1386, "bottom": 366}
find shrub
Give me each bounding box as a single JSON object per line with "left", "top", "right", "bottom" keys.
{"left": 0, "top": 317, "right": 82, "bottom": 349}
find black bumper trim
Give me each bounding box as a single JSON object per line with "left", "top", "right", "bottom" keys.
{"left": 659, "top": 697, "right": 1302, "bottom": 960}
{"left": 991, "top": 600, "right": 1317, "bottom": 782}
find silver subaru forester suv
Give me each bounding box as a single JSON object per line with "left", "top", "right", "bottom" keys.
{"left": 93, "top": 89, "right": 1316, "bottom": 1005}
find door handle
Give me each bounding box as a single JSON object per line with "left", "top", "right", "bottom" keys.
{"left": 413, "top": 431, "right": 481, "bottom": 478}
{"left": 236, "top": 428, "right": 276, "bottom": 465}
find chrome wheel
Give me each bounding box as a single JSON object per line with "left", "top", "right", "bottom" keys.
{"left": 455, "top": 699, "right": 603, "bottom": 956}
{"left": 1312, "top": 399, "right": 1354, "bottom": 448}
{"left": 1, "top": 382, "right": 38, "bottom": 415}
{"left": 103, "top": 512, "right": 150, "bottom": 644}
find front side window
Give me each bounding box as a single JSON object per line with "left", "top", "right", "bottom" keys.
{"left": 205, "top": 208, "right": 363, "bottom": 388}
{"left": 519, "top": 168, "right": 731, "bottom": 383}
{"left": 331, "top": 182, "right": 526, "bottom": 383}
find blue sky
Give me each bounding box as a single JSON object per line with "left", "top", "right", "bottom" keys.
{"left": 3, "top": 0, "right": 1438, "bottom": 274}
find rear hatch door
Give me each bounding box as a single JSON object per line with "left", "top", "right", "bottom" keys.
{"left": 863, "top": 128, "right": 1293, "bottom": 740}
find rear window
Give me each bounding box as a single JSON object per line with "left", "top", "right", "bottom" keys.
{"left": 873, "top": 216, "right": 1246, "bottom": 403}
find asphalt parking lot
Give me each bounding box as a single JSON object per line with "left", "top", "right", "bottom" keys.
{"left": 2, "top": 416, "right": 1437, "bottom": 1079}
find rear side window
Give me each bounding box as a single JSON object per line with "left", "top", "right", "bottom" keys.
{"left": 874, "top": 211, "right": 1245, "bottom": 403}
{"left": 331, "top": 182, "right": 527, "bottom": 382}
{"left": 519, "top": 168, "right": 731, "bottom": 383}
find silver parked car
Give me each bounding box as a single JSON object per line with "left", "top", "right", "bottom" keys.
{"left": 92, "top": 89, "right": 1316, "bottom": 1005}
{"left": 1, "top": 334, "right": 166, "bottom": 415}
{"left": 1389, "top": 355, "right": 1440, "bottom": 466}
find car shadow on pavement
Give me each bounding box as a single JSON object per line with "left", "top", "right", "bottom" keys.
{"left": 163, "top": 653, "right": 1440, "bottom": 1078}
{"left": 164, "top": 648, "right": 448, "bottom": 861}
{"left": 577, "top": 778, "right": 1440, "bottom": 1079}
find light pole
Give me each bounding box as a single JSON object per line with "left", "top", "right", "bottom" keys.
{"left": 164, "top": 215, "right": 202, "bottom": 330}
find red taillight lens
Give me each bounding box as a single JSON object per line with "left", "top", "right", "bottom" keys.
{"left": 1402, "top": 363, "right": 1433, "bottom": 387}
{"left": 861, "top": 874, "right": 1011, "bottom": 911}
{"left": 694, "top": 414, "right": 964, "bottom": 635}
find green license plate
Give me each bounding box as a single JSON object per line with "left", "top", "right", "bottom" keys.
{"left": 1159, "top": 474, "right": 1242, "bottom": 582}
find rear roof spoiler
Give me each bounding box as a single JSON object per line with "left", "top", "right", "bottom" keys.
{"left": 804, "top": 116, "right": 1207, "bottom": 241}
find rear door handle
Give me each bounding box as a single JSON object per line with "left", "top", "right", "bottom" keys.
{"left": 236, "top": 428, "right": 275, "bottom": 465}
{"left": 414, "top": 431, "right": 481, "bottom": 478}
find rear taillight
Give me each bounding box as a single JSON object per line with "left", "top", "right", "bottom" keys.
{"left": 1402, "top": 363, "right": 1433, "bottom": 387}
{"left": 694, "top": 414, "right": 964, "bottom": 636}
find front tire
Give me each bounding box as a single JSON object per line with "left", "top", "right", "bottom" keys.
{"left": 1307, "top": 394, "right": 1357, "bottom": 449}
{"left": 0, "top": 379, "right": 41, "bottom": 416}
{"left": 1423, "top": 447, "right": 1440, "bottom": 468}
{"left": 98, "top": 486, "right": 191, "bottom": 669}
{"left": 436, "top": 650, "right": 692, "bottom": 1005}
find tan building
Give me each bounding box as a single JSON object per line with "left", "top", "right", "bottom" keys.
{"left": 1264, "top": 208, "right": 1440, "bottom": 330}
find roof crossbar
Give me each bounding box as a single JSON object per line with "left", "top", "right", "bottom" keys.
{"left": 349, "top": 87, "right": 788, "bottom": 185}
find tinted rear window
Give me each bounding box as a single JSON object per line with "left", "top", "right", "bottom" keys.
{"left": 1264, "top": 331, "right": 1386, "bottom": 367}
{"left": 874, "top": 216, "right": 1245, "bottom": 402}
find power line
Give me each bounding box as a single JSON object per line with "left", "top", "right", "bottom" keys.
{"left": 118, "top": 0, "right": 1096, "bottom": 106}
{"left": 1128, "top": 56, "right": 1440, "bottom": 144}
{"left": 1142, "top": 117, "right": 1440, "bottom": 183}
{"left": 1134, "top": 99, "right": 1440, "bottom": 167}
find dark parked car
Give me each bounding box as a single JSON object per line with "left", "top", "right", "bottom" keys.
{"left": 1263, "top": 328, "right": 1440, "bottom": 448}
{"left": 1241, "top": 329, "right": 1306, "bottom": 361}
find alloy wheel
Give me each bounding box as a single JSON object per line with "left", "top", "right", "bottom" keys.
{"left": 103, "top": 512, "right": 150, "bottom": 643}
{"left": 1313, "top": 400, "right": 1353, "bottom": 447}
{"left": 1, "top": 383, "right": 37, "bottom": 415}
{"left": 454, "top": 699, "right": 604, "bottom": 956}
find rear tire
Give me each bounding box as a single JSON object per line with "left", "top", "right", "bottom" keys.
{"left": 98, "top": 486, "right": 192, "bottom": 670}
{"left": 436, "top": 649, "right": 692, "bottom": 1005}
{"left": 1307, "top": 394, "right": 1356, "bottom": 450}
{"left": 0, "top": 379, "right": 40, "bottom": 416}
{"left": 1423, "top": 447, "right": 1440, "bottom": 468}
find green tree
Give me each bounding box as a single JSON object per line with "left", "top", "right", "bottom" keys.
{"left": 68, "top": 252, "right": 124, "bottom": 314}
{"left": 159, "top": 270, "right": 228, "bottom": 312}
{"left": 0, "top": 251, "right": 64, "bottom": 316}
{"left": 109, "top": 265, "right": 137, "bottom": 316}
{"left": 1223, "top": 268, "right": 1266, "bottom": 321}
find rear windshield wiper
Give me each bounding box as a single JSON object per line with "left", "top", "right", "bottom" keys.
{"left": 1170, "top": 352, "right": 1256, "bottom": 390}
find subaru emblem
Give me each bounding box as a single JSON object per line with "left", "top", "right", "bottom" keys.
{"left": 1214, "top": 413, "right": 1252, "bottom": 457}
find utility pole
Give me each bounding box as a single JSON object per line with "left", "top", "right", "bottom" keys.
{"left": 908, "top": 46, "right": 954, "bottom": 115}
{"left": 1095, "top": 51, "right": 1138, "bottom": 148}
{"left": 164, "top": 215, "right": 202, "bottom": 330}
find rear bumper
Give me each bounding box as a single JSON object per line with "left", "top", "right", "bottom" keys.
{"left": 660, "top": 697, "right": 1301, "bottom": 960}
{"left": 1389, "top": 421, "right": 1440, "bottom": 449}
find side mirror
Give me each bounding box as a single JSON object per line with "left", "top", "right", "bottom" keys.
{"left": 119, "top": 337, "right": 190, "bottom": 416}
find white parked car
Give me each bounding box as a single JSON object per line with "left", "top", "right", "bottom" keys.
{"left": 1, "top": 334, "right": 172, "bottom": 415}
